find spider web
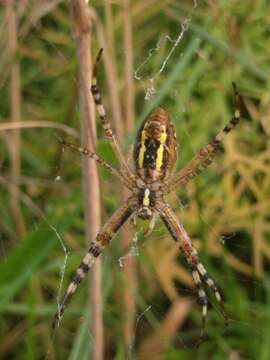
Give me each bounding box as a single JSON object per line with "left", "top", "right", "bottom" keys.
{"left": 124, "top": 1, "right": 263, "bottom": 355}
{"left": 118, "top": 0, "right": 197, "bottom": 266}
{"left": 134, "top": 0, "right": 197, "bottom": 101}
{"left": 1, "top": 1, "right": 264, "bottom": 359}
{"left": 49, "top": 1, "right": 202, "bottom": 354}
{"left": 47, "top": 0, "right": 262, "bottom": 357}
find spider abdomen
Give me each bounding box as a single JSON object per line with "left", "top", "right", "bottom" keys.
{"left": 134, "top": 107, "right": 177, "bottom": 181}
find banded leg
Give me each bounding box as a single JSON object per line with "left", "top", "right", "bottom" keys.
{"left": 156, "top": 201, "right": 228, "bottom": 341}
{"left": 168, "top": 152, "right": 217, "bottom": 189}
{"left": 191, "top": 267, "right": 208, "bottom": 341}
{"left": 166, "top": 83, "right": 241, "bottom": 193}
{"left": 91, "top": 49, "right": 135, "bottom": 184}
{"left": 53, "top": 198, "right": 137, "bottom": 328}
{"left": 59, "top": 138, "right": 134, "bottom": 190}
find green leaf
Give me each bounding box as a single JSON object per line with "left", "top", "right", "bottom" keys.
{"left": 68, "top": 310, "right": 91, "bottom": 360}
{"left": 0, "top": 201, "right": 80, "bottom": 312}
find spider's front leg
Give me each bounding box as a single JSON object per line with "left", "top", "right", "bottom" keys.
{"left": 90, "top": 49, "right": 135, "bottom": 185}
{"left": 156, "top": 201, "right": 228, "bottom": 342}
{"left": 53, "top": 198, "right": 137, "bottom": 328}
{"left": 57, "top": 138, "right": 135, "bottom": 191}
{"left": 166, "top": 83, "right": 241, "bottom": 193}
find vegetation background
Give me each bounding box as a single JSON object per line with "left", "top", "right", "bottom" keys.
{"left": 0, "top": 0, "right": 269, "bottom": 359}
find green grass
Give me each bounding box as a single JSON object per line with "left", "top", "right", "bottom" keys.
{"left": 0, "top": 1, "right": 270, "bottom": 359}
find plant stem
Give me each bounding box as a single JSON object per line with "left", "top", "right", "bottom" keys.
{"left": 122, "top": 0, "right": 137, "bottom": 350}
{"left": 7, "top": 0, "right": 26, "bottom": 238}
{"left": 70, "top": 1, "right": 103, "bottom": 359}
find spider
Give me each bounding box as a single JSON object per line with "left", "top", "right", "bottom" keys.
{"left": 53, "top": 48, "right": 241, "bottom": 342}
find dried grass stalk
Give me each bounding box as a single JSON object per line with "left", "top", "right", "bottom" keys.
{"left": 70, "top": 1, "right": 103, "bottom": 359}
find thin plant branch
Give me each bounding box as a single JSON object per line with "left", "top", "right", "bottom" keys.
{"left": 0, "top": 120, "right": 78, "bottom": 137}
{"left": 121, "top": 0, "right": 137, "bottom": 349}
{"left": 7, "top": 0, "right": 26, "bottom": 237}
{"left": 70, "top": 1, "right": 103, "bottom": 359}
{"left": 123, "top": 0, "right": 134, "bottom": 134}
{"left": 104, "top": 0, "right": 116, "bottom": 59}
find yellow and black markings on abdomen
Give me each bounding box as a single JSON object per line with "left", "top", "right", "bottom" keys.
{"left": 134, "top": 107, "right": 177, "bottom": 178}
{"left": 139, "top": 135, "right": 165, "bottom": 170}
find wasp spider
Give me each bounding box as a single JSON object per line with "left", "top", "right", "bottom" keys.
{"left": 53, "top": 49, "right": 241, "bottom": 341}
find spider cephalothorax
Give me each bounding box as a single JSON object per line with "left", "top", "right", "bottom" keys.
{"left": 53, "top": 48, "right": 242, "bottom": 343}
{"left": 136, "top": 188, "right": 155, "bottom": 220}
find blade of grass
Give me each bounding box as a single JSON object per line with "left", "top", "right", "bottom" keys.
{"left": 0, "top": 199, "right": 80, "bottom": 311}
{"left": 68, "top": 310, "right": 91, "bottom": 360}
{"left": 168, "top": 7, "right": 267, "bottom": 81}
{"left": 189, "top": 21, "right": 268, "bottom": 82}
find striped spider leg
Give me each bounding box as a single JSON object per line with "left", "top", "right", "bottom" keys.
{"left": 53, "top": 198, "right": 137, "bottom": 328}
{"left": 58, "top": 138, "right": 135, "bottom": 191}
{"left": 166, "top": 83, "right": 241, "bottom": 192}
{"left": 90, "top": 49, "right": 135, "bottom": 185}
{"left": 156, "top": 201, "right": 228, "bottom": 343}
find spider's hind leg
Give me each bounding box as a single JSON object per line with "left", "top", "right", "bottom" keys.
{"left": 157, "top": 202, "right": 229, "bottom": 343}
{"left": 191, "top": 267, "right": 208, "bottom": 342}
{"left": 196, "top": 262, "right": 229, "bottom": 325}
{"left": 189, "top": 260, "right": 229, "bottom": 347}
{"left": 53, "top": 199, "right": 137, "bottom": 328}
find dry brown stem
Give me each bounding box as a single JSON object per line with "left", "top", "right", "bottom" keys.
{"left": 123, "top": 0, "right": 134, "bottom": 134}
{"left": 0, "top": 120, "right": 78, "bottom": 137}
{"left": 70, "top": 1, "right": 103, "bottom": 359}
{"left": 7, "top": 0, "right": 26, "bottom": 237}
{"left": 104, "top": 0, "right": 116, "bottom": 59}
{"left": 121, "top": 0, "right": 137, "bottom": 349}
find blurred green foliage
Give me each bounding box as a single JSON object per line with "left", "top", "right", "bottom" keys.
{"left": 0, "top": 1, "right": 270, "bottom": 359}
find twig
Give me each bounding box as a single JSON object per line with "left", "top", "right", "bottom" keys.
{"left": 104, "top": 0, "right": 115, "bottom": 59}
{"left": 0, "top": 120, "right": 78, "bottom": 137}
{"left": 6, "top": 0, "right": 26, "bottom": 237}
{"left": 70, "top": 1, "right": 103, "bottom": 359}
{"left": 123, "top": 0, "right": 134, "bottom": 134}
{"left": 121, "top": 0, "right": 137, "bottom": 350}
